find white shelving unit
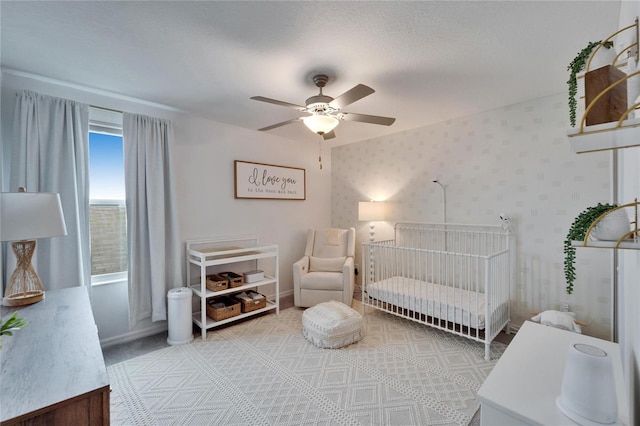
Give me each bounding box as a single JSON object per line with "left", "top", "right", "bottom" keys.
{"left": 186, "top": 236, "right": 279, "bottom": 339}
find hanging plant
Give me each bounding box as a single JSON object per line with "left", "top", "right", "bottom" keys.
{"left": 567, "top": 40, "right": 614, "bottom": 127}
{"left": 563, "top": 202, "right": 616, "bottom": 294}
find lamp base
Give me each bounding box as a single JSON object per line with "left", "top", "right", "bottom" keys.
{"left": 3, "top": 240, "right": 46, "bottom": 307}
{"left": 556, "top": 396, "right": 621, "bottom": 426}
{"left": 3, "top": 291, "right": 45, "bottom": 307}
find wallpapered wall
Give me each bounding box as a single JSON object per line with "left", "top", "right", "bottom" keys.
{"left": 332, "top": 92, "right": 614, "bottom": 339}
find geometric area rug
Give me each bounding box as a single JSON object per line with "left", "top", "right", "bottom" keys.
{"left": 108, "top": 302, "right": 507, "bottom": 425}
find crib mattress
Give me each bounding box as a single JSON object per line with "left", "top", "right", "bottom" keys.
{"left": 366, "top": 276, "right": 486, "bottom": 329}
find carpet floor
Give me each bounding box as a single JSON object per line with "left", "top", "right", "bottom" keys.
{"left": 108, "top": 303, "right": 506, "bottom": 425}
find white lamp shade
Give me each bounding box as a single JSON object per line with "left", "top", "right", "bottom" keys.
{"left": 359, "top": 201, "right": 387, "bottom": 221}
{"left": 303, "top": 114, "right": 339, "bottom": 135}
{"left": 1, "top": 192, "right": 68, "bottom": 242}
{"left": 557, "top": 343, "right": 618, "bottom": 425}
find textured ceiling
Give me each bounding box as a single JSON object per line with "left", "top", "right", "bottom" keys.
{"left": 0, "top": 1, "right": 622, "bottom": 146}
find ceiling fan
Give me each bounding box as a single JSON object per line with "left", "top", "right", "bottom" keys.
{"left": 250, "top": 74, "right": 396, "bottom": 140}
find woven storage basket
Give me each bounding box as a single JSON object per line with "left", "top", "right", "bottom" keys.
{"left": 219, "top": 271, "right": 244, "bottom": 288}
{"left": 206, "top": 297, "right": 240, "bottom": 321}
{"left": 236, "top": 293, "right": 267, "bottom": 313}
{"left": 206, "top": 274, "right": 228, "bottom": 292}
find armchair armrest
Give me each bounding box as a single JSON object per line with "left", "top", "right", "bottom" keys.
{"left": 342, "top": 256, "right": 355, "bottom": 305}
{"left": 293, "top": 255, "right": 310, "bottom": 284}
{"left": 342, "top": 256, "right": 354, "bottom": 275}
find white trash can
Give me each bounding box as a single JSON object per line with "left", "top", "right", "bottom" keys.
{"left": 167, "top": 287, "right": 194, "bottom": 345}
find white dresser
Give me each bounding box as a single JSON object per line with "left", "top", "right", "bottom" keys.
{"left": 477, "top": 321, "right": 629, "bottom": 425}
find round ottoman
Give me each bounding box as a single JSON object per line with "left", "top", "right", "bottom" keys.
{"left": 302, "top": 300, "right": 363, "bottom": 349}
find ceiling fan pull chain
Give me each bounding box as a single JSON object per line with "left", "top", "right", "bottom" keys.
{"left": 318, "top": 136, "right": 323, "bottom": 170}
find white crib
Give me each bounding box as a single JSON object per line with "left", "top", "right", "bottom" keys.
{"left": 361, "top": 222, "right": 511, "bottom": 360}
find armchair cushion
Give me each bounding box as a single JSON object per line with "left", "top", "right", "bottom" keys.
{"left": 309, "top": 256, "right": 347, "bottom": 272}
{"left": 308, "top": 228, "right": 354, "bottom": 258}
{"left": 300, "top": 272, "right": 344, "bottom": 291}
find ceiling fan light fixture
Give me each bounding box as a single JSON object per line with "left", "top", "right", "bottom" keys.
{"left": 303, "top": 114, "right": 339, "bottom": 135}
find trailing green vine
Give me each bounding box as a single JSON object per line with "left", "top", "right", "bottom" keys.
{"left": 564, "top": 203, "right": 616, "bottom": 294}
{"left": 567, "top": 40, "right": 614, "bottom": 127}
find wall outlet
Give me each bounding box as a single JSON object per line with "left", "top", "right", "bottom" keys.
{"left": 560, "top": 302, "right": 571, "bottom": 312}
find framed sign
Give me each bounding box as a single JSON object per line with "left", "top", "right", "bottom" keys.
{"left": 234, "top": 160, "right": 306, "bottom": 200}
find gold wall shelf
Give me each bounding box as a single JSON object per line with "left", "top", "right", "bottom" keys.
{"left": 567, "top": 18, "right": 640, "bottom": 153}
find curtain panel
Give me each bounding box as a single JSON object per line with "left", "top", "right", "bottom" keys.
{"left": 123, "top": 113, "right": 181, "bottom": 327}
{"left": 9, "top": 90, "right": 91, "bottom": 291}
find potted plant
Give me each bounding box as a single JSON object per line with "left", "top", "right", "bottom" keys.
{"left": 567, "top": 40, "right": 615, "bottom": 127}
{"left": 563, "top": 202, "right": 617, "bottom": 294}
{"left": 0, "top": 312, "right": 27, "bottom": 348}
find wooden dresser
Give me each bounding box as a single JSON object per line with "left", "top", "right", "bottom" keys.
{"left": 0, "top": 287, "right": 110, "bottom": 425}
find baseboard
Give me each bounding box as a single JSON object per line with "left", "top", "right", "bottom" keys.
{"left": 277, "top": 288, "right": 293, "bottom": 298}
{"left": 100, "top": 322, "right": 168, "bottom": 349}
{"left": 100, "top": 290, "right": 293, "bottom": 348}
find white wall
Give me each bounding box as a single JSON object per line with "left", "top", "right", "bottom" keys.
{"left": 1, "top": 71, "right": 332, "bottom": 345}
{"left": 332, "top": 93, "right": 615, "bottom": 339}
{"left": 618, "top": 146, "right": 640, "bottom": 424}
{"left": 615, "top": 2, "right": 640, "bottom": 422}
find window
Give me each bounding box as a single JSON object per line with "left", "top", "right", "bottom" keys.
{"left": 88, "top": 108, "right": 126, "bottom": 285}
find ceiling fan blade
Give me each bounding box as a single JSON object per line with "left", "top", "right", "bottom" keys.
{"left": 258, "top": 117, "right": 303, "bottom": 131}
{"left": 329, "top": 84, "right": 375, "bottom": 109}
{"left": 339, "top": 112, "right": 396, "bottom": 126}
{"left": 251, "top": 96, "right": 306, "bottom": 111}
{"left": 322, "top": 130, "right": 336, "bottom": 140}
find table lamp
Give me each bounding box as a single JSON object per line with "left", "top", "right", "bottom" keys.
{"left": 1, "top": 188, "right": 67, "bottom": 306}
{"left": 556, "top": 343, "right": 618, "bottom": 425}
{"left": 358, "top": 201, "right": 387, "bottom": 242}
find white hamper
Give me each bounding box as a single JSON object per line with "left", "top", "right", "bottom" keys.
{"left": 302, "top": 300, "right": 363, "bottom": 349}
{"left": 167, "top": 287, "right": 194, "bottom": 345}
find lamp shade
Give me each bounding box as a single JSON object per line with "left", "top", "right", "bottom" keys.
{"left": 1, "top": 191, "right": 67, "bottom": 242}
{"left": 303, "top": 114, "right": 339, "bottom": 135}
{"left": 358, "top": 201, "right": 387, "bottom": 222}
{"left": 556, "top": 343, "right": 618, "bottom": 425}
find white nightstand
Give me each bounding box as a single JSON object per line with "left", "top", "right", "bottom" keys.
{"left": 477, "top": 321, "right": 629, "bottom": 425}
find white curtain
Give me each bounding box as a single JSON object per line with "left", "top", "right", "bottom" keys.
{"left": 9, "top": 90, "right": 91, "bottom": 290}
{"left": 123, "top": 113, "right": 181, "bottom": 327}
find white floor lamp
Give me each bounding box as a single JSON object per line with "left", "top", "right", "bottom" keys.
{"left": 1, "top": 188, "right": 67, "bottom": 306}
{"left": 359, "top": 201, "right": 387, "bottom": 287}
{"left": 358, "top": 201, "right": 387, "bottom": 242}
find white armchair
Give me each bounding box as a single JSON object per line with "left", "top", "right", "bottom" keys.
{"left": 293, "top": 227, "right": 356, "bottom": 308}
